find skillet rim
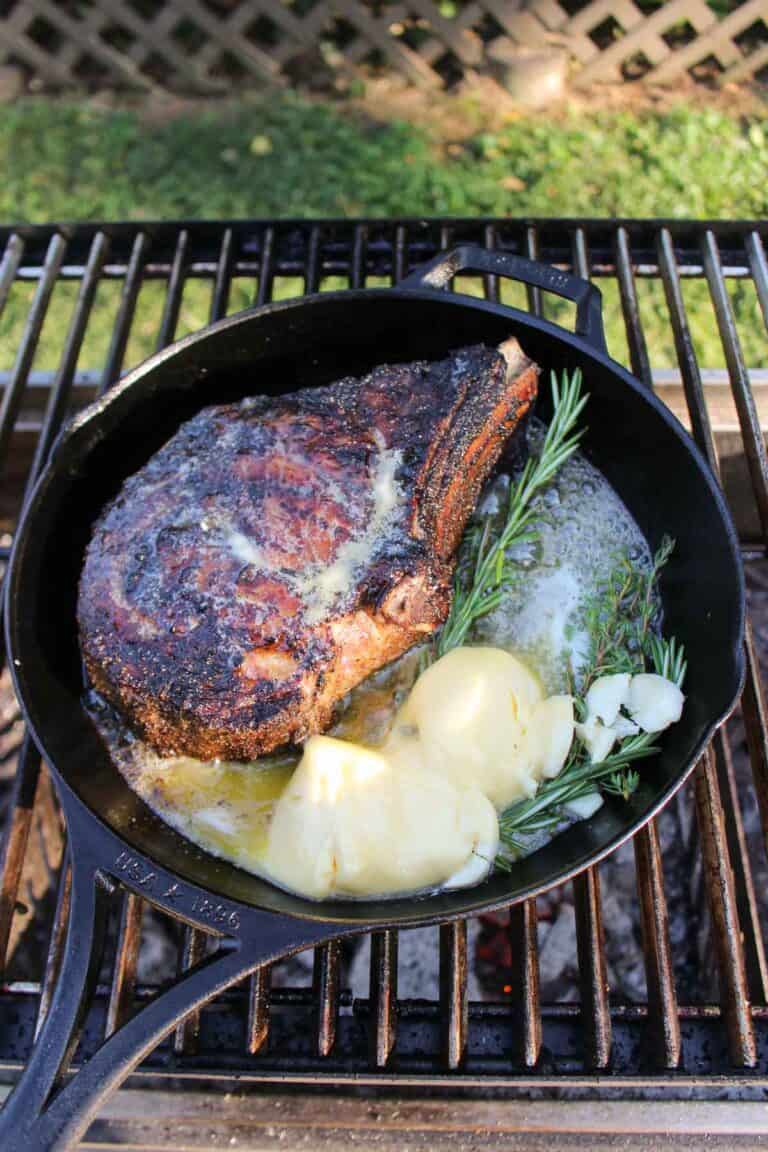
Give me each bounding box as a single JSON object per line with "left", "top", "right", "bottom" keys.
{"left": 4, "top": 285, "right": 747, "bottom": 927}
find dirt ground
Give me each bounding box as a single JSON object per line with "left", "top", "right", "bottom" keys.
{"left": 90, "top": 70, "right": 768, "bottom": 143}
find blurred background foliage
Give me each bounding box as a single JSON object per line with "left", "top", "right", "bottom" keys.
{"left": 0, "top": 94, "right": 766, "bottom": 370}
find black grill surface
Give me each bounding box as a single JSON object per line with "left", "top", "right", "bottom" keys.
{"left": 0, "top": 218, "right": 767, "bottom": 1145}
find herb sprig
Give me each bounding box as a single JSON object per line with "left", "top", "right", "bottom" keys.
{"left": 579, "top": 535, "right": 675, "bottom": 689}
{"left": 437, "top": 368, "right": 588, "bottom": 657}
{"left": 497, "top": 538, "right": 685, "bottom": 862}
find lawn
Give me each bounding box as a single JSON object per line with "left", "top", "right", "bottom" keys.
{"left": 0, "top": 95, "right": 766, "bottom": 372}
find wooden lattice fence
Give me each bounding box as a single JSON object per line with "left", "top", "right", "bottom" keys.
{"left": 1, "top": 0, "right": 767, "bottom": 92}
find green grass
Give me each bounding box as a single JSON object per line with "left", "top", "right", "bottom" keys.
{"left": 0, "top": 95, "right": 767, "bottom": 372}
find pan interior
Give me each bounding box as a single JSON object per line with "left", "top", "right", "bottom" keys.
{"left": 8, "top": 291, "right": 744, "bottom": 925}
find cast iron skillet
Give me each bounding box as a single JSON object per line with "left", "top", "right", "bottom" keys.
{"left": 0, "top": 247, "right": 745, "bottom": 1150}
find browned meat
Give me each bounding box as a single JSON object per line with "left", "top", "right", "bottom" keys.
{"left": 78, "top": 339, "right": 538, "bottom": 759}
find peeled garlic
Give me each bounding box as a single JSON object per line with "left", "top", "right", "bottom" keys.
{"left": 564, "top": 791, "right": 605, "bottom": 820}
{"left": 575, "top": 715, "right": 618, "bottom": 764}
{"left": 612, "top": 714, "right": 640, "bottom": 740}
{"left": 627, "top": 673, "right": 684, "bottom": 734}
{"left": 443, "top": 843, "right": 496, "bottom": 890}
{"left": 584, "top": 673, "right": 631, "bottom": 727}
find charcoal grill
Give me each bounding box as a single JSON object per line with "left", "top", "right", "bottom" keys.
{"left": 0, "top": 217, "right": 767, "bottom": 1148}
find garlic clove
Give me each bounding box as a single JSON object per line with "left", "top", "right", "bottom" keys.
{"left": 584, "top": 673, "right": 631, "bottom": 727}
{"left": 443, "top": 841, "right": 497, "bottom": 890}
{"left": 612, "top": 714, "right": 640, "bottom": 739}
{"left": 627, "top": 673, "right": 684, "bottom": 733}
{"left": 575, "top": 716, "right": 618, "bottom": 764}
{"left": 564, "top": 791, "right": 605, "bottom": 820}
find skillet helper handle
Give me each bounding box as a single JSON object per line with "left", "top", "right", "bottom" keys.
{"left": 0, "top": 850, "right": 112, "bottom": 1151}
{"left": 0, "top": 793, "right": 352, "bottom": 1152}
{"left": 399, "top": 244, "right": 607, "bottom": 354}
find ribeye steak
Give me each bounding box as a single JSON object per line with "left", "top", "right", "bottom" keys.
{"left": 78, "top": 339, "right": 539, "bottom": 759}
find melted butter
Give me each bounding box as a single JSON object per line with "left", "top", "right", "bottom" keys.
{"left": 113, "top": 737, "right": 296, "bottom": 873}
{"left": 297, "top": 439, "right": 404, "bottom": 624}
{"left": 226, "top": 529, "right": 267, "bottom": 570}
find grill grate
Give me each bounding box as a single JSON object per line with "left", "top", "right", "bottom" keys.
{"left": 0, "top": 218, "right": 767, "bottom": 1113}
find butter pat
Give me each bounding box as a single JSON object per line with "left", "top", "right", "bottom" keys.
{"left": 263, "top": 735, "right": 498, "bottom": 899}
{"left": 397, "top": 646, "right": 547, "bottom": 808}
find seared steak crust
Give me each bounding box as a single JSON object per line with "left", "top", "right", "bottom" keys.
{"left": 79, "top": 340, "right": 538, "bottom": 759}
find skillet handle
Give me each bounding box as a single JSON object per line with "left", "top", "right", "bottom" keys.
{"left": 399, "top": 244, "right": 607, "bottom": 354}
{"left": 0, "top": 788, "right": 355, "bottom": 1152}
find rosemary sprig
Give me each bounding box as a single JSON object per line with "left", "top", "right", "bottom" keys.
{"left": 497, "top": 732, "right": 657, "bottom": 860}
{"left": 646, "top": 632, "right": 687, "bottom": 688}
{"left": 437, "top": 368, "right": 588, "bottom": 657}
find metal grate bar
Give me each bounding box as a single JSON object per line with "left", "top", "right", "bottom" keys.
{"left": 659, "top": 227, "right": 768, "bottom": 1020}
{"left": 351, "top": 224, "right": 368, "bottom": 289}
{"left": 508, "top": 901, "right": 542, "bottom": 1067}
{"left": 440, "top": 921, "right": 468, "bottom": 1070}
{"left": 0, "top": 230, "right": 102, "bottom": 981}
{"left": 369, "top": 929, "right": 398, "bottom": 1068}
{"left": 494, "top": 218, "right": 543, "bottom": 1071}
{"left": 33, "top": 854, "right": 71, "bottom": 1040}
{"left": 305, "top": 226, "right": 322, "bottom": 294}
{"left": 210, "top": 228, "right": 235, "bottom": 324}
{"left": 745, "top": 231, "right": 768, "bottom": 340}
{"left": 694, "top": 749, "right": 757, "bottom": 1067}
{"left": 393, "top": 225, "right": 408, "bottom": 283}
{"left": 616, "top": 224, "right": 683, "bottom": 1064}
{"left": 155, "top": 229, "right": 189, "bottom": 352}
{"left": 739, "top": 627, "right": 768, "bottom": 890}
{"left": 105, "top": 894, "right": 145, "bottom": 1038}
{"left": 614, "top": 226, "right": 652, "bottom": 388}
{"left": 0, "top": 234, "right": 24, "bottom": 317}
{"left": 572, "top": 227, "right": 590, "bottom": 287}
{"left": 172, "top": 926, "right": 208, "bottom": 1055}
{"left": 573, "top": 868, "right": 612, "bottom": 1069}
{"left": 314, "top": 939, "right": 342, "bottom": 1058}
{"left": 309, "top": 224, "right": 370, "bottom": 1055}
{"left": 0, "top": 738, "right": 44, "bottom": 976}
{"left": 255, "top": 226, "right": 275, "bottom": 307}
{"left": 657, "top": 228, "right": 719, "bottom": 472}
{"left": 0, "top": 233, "right": 66, "bottom": 471}
{"left": 702, "top": 229, "right": 768, "bottom": 541}
{"left": 25, "top": 231, "right": 109, "bottom": 498}
{"left": 634, "top": 823, "right": 681, "bottom": 1068}
{"left": 100, "top": 232, "right": 149, "bottom": 395}
{"left": 246, "top": 965, "right": 271, "bottom": 1056}
{"left": 714, "top": 727, "right": 768, "bottom": 1003}
{"left": 483, "top": 223, "right": 499, "bottom": 303}
{"left": 524, "top": 227, "right": 542, "bottom": 316}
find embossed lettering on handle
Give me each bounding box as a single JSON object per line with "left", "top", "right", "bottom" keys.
{"left": 113, "top": 851, "right": 241, "bottom": 931}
